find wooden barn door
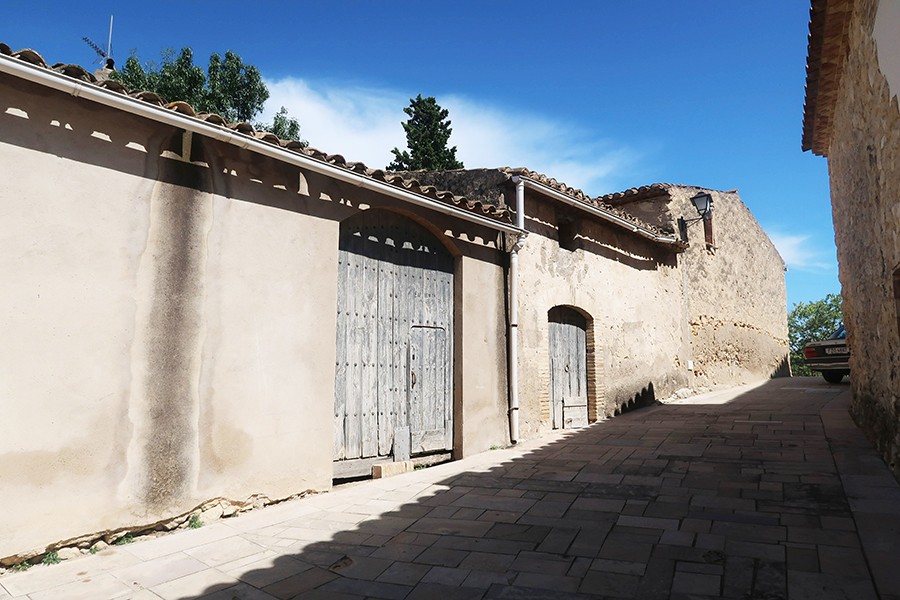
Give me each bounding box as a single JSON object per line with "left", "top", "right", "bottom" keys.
{"left": 334, "top": 211, "right": 454, "bottom": 472}
{"left": 409, "top": 325, "right": 451, "bottom": 453}
{"left": 549, "top": 306, "right": 588, "bottom": 429}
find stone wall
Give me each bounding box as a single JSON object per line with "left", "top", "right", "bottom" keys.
{"left": 827, "top": 0, "right": 900, "bottom": 475}
{"left": 515, "top": 192, "right": 689, "bottom": 436}
{"left": 412, "top": 170, "right": 788, "bottom": 436}
{"left": 608, "top": 186, "right": 790, "bottom": 389}
{"left": 669, "top": 187, "right": 790, "bottom": 388}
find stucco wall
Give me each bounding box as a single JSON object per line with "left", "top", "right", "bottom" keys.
{"left": 828, "top": 0, "right": 900, "bottom": 475}
{"left": 0, "top": 137, "right": 152, "bottom": 560}
{"left": 455, "top": 255, "right": 510, "bottom": 455}
{"left": 0, "top": 74, "right": 510, "bottom": 559}
{"left": 515, "top": 193, "right": 689, "bottom": 438}
{"left": 0, "top": 111, "right": 341, "bottom": 558}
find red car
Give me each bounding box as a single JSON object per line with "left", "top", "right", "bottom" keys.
{"left": 802, "top": 324, "right": 850, "bottom": 383}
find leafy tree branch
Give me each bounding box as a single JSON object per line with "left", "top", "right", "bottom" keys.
{"left": 111, "top": 48, "right": 305, "bottom": 144}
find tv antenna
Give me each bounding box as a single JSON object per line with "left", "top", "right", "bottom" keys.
{"left": 82, "top": 15, "right": 114, "bottom": 66}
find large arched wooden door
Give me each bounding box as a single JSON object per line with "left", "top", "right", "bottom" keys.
{"left": 549, "top": 306, "right": 588, "bottom": 429}
{"left": 334, "top": 211, "right": 454, "bottom": 470}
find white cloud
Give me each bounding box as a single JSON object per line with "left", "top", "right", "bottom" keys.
{"left": 767, "top": 231, "right": 835, "bottom": 272}
{"left": 260, "top": 77, "right": 643, "bottom": 194}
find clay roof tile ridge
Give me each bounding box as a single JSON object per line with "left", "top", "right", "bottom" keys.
{"left": 0, "top": 41, "right": 510, "bottom": 224}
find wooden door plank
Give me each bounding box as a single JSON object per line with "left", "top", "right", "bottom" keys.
{"left": 345, "top": 238, "right": 363, "bottom": 459}
{"left": 360, "top": 248, "right": 379, "bottom": 458}
{"left": 440, "top": 270, "right": 453, "bottom": 449}
{"left": 376, "top": 253, "right": 396, "bottom": 456}
{"left": 333, "top": 248, "right": 349, "bottom": 460}
{"left": 396, "top": 248, "right": 410, "bottom": 431}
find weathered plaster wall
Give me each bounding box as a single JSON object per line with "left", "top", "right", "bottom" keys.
{"left": 0, "top": 104, "right": 341, "bottom": 557}
{"left": 667, "top": 187, "right": 790, "bottom": 388}
{"left": 515, "top": 193, "right": 689, "bottom": 438}
{"left": 455, "top": 255, "right": 510, "bottom": 456}
{"left": 0, "top": 74, "right": 510, "bottom": 558}
{"left": 0, "top": 136, "right": 152, "bottom": 561}
{"left": 828, "top": 0, "right": 900, "bottom": 475}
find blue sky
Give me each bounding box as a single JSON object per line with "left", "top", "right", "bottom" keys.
{"left": 3, "top": 2, "right": 838, "bottom": 307}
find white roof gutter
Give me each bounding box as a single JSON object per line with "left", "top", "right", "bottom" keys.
{"left": 511, "top": 176, "right": 681, "bottom": 246}
{"left": 0, "top": 54, "right": 521, "bottom": 235}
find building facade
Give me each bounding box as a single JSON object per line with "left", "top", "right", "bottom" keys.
{"left": 0, "top": 42, "right": 789, "bottom": 562}
{"left": 803, "top": 0, "right": 900, "bottom": 476}
{"left": 407, "top": 170, "right": 789, "bottom": 439}
{"left": 0, "top": 47, "right": 513, "bottom": 561}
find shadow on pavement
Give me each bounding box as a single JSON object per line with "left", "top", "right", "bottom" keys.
{"left": 180, "top": 377, "right": 893, "bottom": 600}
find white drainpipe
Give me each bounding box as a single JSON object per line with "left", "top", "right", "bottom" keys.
{"left": 508, "top": 177, "right": 527, "bottom": 444}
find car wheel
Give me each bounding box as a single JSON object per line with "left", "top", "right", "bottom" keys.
{"left": 822, "top": 371, "right": 845, "bottom": 384}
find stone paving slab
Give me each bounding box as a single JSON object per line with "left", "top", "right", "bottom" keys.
{"left": 2, "top": 378, "right": 898, "bottom": 599}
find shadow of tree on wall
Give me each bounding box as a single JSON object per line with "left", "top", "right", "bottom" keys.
{"left": 178, "top": 379, "right": 864, "bottom": 599}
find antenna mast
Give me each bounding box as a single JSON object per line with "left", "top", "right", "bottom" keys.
{"left": 81, "top": 16, "right": 115, "bottom": 65}
{"left": 106, "top": 15, "right": 113, "bottom": 59}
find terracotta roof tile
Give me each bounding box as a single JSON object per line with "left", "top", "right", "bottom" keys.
{"left": 0, "top": 43, "right": 510, "bottom": 224}
{"left": 503, "top": 168, "right": 675, "bottom": 237}
{"left": 50, "top": 63, "right": 94, "bottom": 82}
{"left": 596, "top": 183, "right": 673, "bottom": 204}
{"left": 129, "top": 90, "right": 165, "bottom": 106}
{"left": 11, "top": 48, "right": 47, "bottom": 67}
{"left": 802, "top": 0, "right": 854, "bottom": 155}
{"left": 503, "top": 167, "right": 592, "bottom": 203}
{"left": 369, "top": 170, "right": 505, "bottom": 217}
{"left": 253, "top": 131, "right": 281, "bottom": 144}
{"left": 96, "top": 78, "right": 127, "bottom": 93}
{"left": 166, "top": 101, "right": 196, "bottom": 116}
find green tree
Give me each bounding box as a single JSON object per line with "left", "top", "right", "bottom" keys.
{"left": 255, "top": 106, "right": 308, "bottom": 147}
{"left": 388, "top": 94, "right": 464, "bottom": 171}
{"left": 111, "top": 48, "right": 305, "bottom": 143}
{"left": 788, "top": 293, "right": 844, "bottom": 376}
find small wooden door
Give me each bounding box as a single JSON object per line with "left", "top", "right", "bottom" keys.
{"left": 549, "top": 306, "right": 588, "bottom": 429}
{"left": 408, "top": 326, "right": 451, "bottom": 453}
{"left": 334, "top": 211, "right": 454, "bottom": 466}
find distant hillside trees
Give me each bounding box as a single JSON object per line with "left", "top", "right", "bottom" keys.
{"left": 388, "top": 94, "right": 463, "bottom": 171}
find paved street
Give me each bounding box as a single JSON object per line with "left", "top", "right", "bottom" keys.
{"left": 2, "top": 377, "right": 899, "bottom": 600}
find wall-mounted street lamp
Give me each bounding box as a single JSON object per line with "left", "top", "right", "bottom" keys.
{"left": 690, "top": 192, "right": 713, "bottom": 218}
{"left": 678, "top": 191, "right": 715, "bottom": 247}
